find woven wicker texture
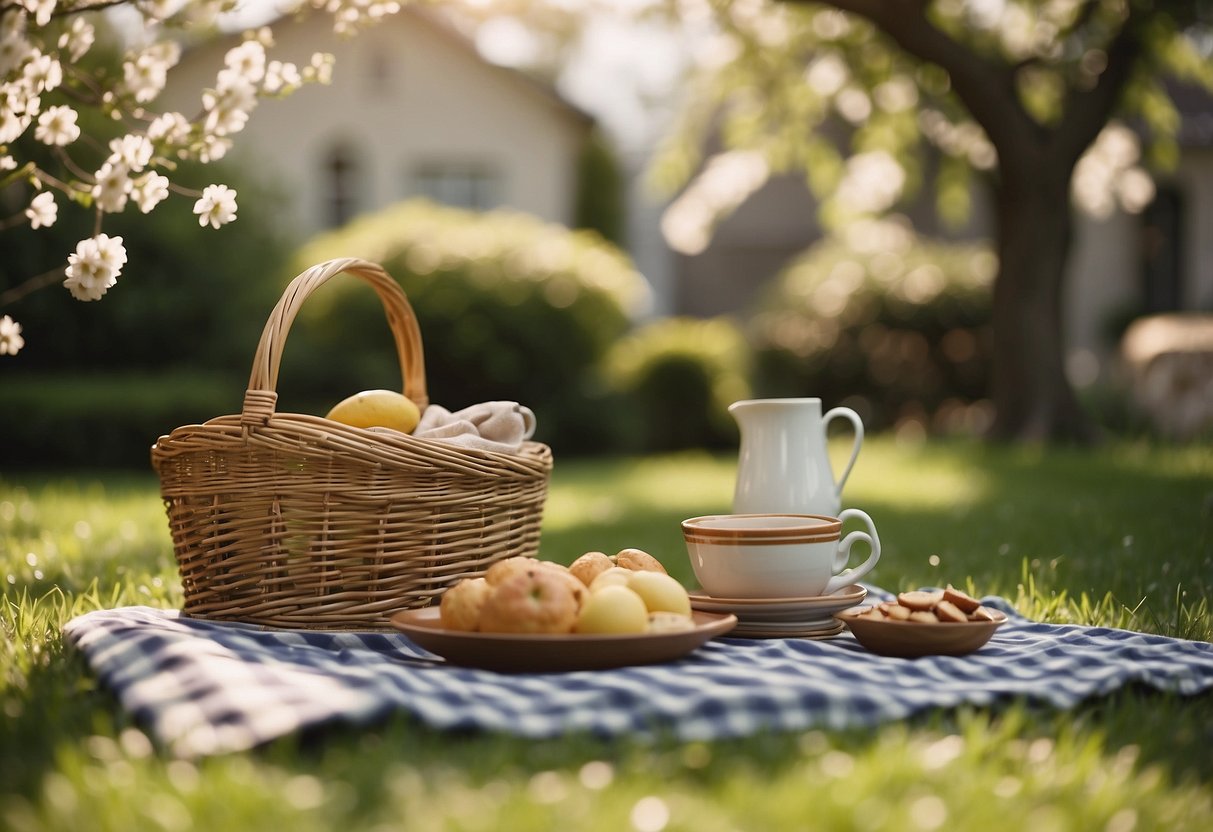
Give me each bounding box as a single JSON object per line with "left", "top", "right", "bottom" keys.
{"left": 152, "top": 258, "right": 553, "bottom": 629}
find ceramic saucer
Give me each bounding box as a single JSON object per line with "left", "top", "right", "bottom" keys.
{"left": 689, "top": 584, "right": 867, "bottom": 620}
{"left": 729, "top": 619, "right": 847, "bottom": 640}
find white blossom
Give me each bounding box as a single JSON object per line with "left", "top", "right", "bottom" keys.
{"left": 58, "top": 17, "right": 94, "bottom": 62}
{"left": 306, "top": 52, "right": 335, "bottom": 84}
{"left": 25, "top": 190, "right": 56, "bottom": 228}
{"left": 225, "top": 40, "right": 267, "bottom": 84}
{"left": 0, "top": 28, "right": 32, "bottom": 76}
{"left": 147, "top": 111, "right": 191, "bottom": 144}
{"left": 144, "top": 0, "right": 178, "bottom": 22}
{"left": 0, "top": 107, "right": 30, "bottom": 144}
{"left": 131, "top": 172, "right": 169, "bottom": 213}
{"left": 195, "top": 134, "right": 231, "bottom": 163}
{"left": 124, "top": 53, "right": 168, "bottom": 103}
{"left": 23, "top": 50, "right": 62, "bottom": 93}
{"left": 107, "top": 133, "right": 154, "bottom": 171}
{"left": 34, "top": 104, "right": 79, "bottom": 145}
{"left": 263, "top": 60, "right": 302, "bottom": 94}
{"left": 202, "top": 76, "right": 256, "bottom": 135}
{"left": 1, "top": 0, "right": 399, "bottom": 332}
{"left": 92, "top": 161, "right": 132, "bottom": 213}
{"left": 20, "top": 1, "right": 55, "bottom": 28}
{"left": 322, "top": 0, "right": 401, "bottom": 35}
{"left": 121, "top": 41, "right": 180, "bottom": 103}
{"left": 64, "top": 233, "right": 127, "bottom": 302}
{"left": 193, "top": 184, "right": 237, "bottom": 228}
{"left": 0, "top": 314, "right": 25, "bottom": 356}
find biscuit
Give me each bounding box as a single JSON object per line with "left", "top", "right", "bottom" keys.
{"left": 943, "top": 585, "right": 981, "bottom": 613}
{"left": 898, "top": 590, "right": 945, "bottom": 610}
{"left": 934, "top": 599, "right": 968, "bottom": 623}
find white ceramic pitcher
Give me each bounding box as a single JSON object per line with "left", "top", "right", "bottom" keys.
{"left": 730, "top": 398, "right": 864, "bottom": 517}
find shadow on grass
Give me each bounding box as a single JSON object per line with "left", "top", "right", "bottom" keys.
{"left": 542, "top": 443, "right": 1213, "bottom": 637}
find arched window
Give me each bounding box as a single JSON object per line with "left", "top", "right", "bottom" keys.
{"left": 324, "top": 143, "right": 360, "bottom": 228}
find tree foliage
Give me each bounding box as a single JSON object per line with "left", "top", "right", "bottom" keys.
{"left": 651, "top": 0, "right": 1213, "bottom": 442}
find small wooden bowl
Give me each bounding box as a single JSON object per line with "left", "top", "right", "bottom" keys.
{"left": 835, "top": 605, "right": 1008, "bottom": 658}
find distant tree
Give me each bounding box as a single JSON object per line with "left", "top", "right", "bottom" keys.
{"left": 653, "top": 0, "right": 1213, "bottom": 442}
{"left": 575, "top": 128, "right": 626, "bottom": 246}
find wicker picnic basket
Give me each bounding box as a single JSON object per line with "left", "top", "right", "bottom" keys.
{"left": 151, "top": 257, "right": 553, "bottom": 630}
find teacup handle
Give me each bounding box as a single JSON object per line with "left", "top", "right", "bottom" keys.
{"left": 823, "top": 508, "right": 881, "bottom": 595}
{"left": 823, "top": 406, "right": 864, "bottom": 497}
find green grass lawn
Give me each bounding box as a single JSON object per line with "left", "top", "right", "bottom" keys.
{"left": 3, "top": 437, "right": 1212, "bottom": 831}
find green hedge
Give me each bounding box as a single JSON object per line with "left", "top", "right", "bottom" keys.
{"left": 602, "top": 316, "right": 751, "bottom": 452}
{"left": 748, "top": 224, "right": 996, "bottom": 434}
{"left": 283, "top": 199, "right": 651, "bottom": 454}
{"left": 0, "top": 372, "right": 241, "bottom": 469}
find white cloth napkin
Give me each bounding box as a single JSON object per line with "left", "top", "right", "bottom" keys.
{"left": 411, "top": 401, "right": 537, "bottom": 454}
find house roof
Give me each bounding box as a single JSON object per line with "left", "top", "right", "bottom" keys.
{"left": 402, "top": 4, "right": 596, "bottom": 129}
{"left": 186, "top": 4, "right": 596, "bottom": 131}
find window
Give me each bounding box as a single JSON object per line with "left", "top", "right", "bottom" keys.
{"left": 1140, "top": 185, "right": 1184, "bottom": 313}
{"left": 324, "top": 143, "right": 361, "bottom": 228}
{"left": 411, "top": 162, "right": 501, "bottom": 211}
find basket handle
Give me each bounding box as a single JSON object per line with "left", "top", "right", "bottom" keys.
{"left": 241, "top": 258, "right": 428, "bottom": 426}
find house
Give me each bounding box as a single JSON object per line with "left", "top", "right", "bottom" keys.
{"left": 159, "top": 6, "right": 594, "bottom": 238}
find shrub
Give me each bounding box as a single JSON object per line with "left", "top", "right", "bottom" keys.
{"left": 3, "top": 162, "right": 293, "bottom": 377}
{"left": 747, "top": 220, "right": 996, "bottom": 434}
{"left": 0, "top": 372, "right": 239, "bottom": 469}
{"left": 602, "top": 316, "right": 751, "bottom": 452}
{"left": 1, "top": 157, "right": 298, "bottom": 468}
{"left": 286, "top": 199, "right": 651, "bottom": 454}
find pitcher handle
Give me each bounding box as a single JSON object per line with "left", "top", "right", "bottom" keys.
{"left": 823, "top": 406, "right": 864, "bottom": 497}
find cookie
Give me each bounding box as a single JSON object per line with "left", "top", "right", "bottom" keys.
{"left": 943, "top": 585, "right": 981, "bottom": 613}
{"left": 898, "top": 590, "right": 945, "bottom": 611}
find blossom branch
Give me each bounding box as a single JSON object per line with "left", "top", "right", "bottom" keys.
{"left": 0, "top": 0, "right": 399, "bottom": 357}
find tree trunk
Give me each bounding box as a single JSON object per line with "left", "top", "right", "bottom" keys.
{"left": 987, "top": 169, "right": 1097, "bottom": 443}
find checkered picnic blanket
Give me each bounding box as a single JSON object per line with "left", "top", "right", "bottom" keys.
{"left": 63, "top": 587, "right": 1213, "bottom": 758}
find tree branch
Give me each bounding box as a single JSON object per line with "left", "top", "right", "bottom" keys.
{"left": 1052, "top": 6, "right": 1147, "bottom": 167}
{"left": 782, "top": 0, "right": 1040, "bottom": 163}
{"left": 0, "top": 265, "right": 65, "bottom": 307}
{"left": 1057, "top": 0, "right": 1104, "bottom": 42}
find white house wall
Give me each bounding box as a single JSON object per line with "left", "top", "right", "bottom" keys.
{"left": 159, "top": 11, "right": 590, "bottom": 236}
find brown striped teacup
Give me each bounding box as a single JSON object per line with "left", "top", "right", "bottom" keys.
{"left": 682, "top": 509, "right": 881, "bottom": 599}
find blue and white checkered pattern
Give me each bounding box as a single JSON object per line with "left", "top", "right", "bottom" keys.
{"left": 63, "top": 588, "right": 1213, "bottom": 758}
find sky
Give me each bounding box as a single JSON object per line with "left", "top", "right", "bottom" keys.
{"left": 474, "top": 7, "right": 699, "bottom": 159}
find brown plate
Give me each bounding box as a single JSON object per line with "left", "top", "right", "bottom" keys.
{"left": 389, "top": 608, "right": 738, "bottom": 673}
{"left": 835, "top": 606, "right": 1008, "bottom": 657}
